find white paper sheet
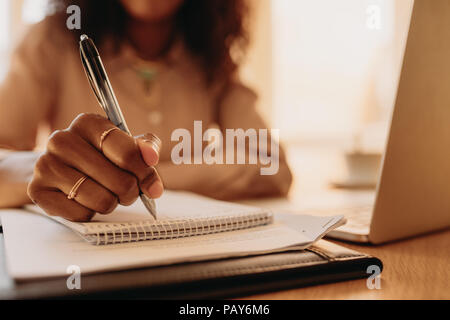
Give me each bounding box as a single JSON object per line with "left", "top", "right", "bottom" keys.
{"left": 0, "top": 209, "right": 344, "bottom": 280}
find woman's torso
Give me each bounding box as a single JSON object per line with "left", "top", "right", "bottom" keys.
{"left": 52, "top": 37, "right": 221, "bottom": 161}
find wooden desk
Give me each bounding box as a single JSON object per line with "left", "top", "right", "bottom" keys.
{"left": 241, "top": 230, "right": 449, "bottom": 300}
{"left": 240, "top": 145, "right": 450, "bottom": 300}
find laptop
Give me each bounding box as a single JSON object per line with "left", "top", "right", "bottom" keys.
{"left": 325, "top": 0, "right": 450, "bottom": 244}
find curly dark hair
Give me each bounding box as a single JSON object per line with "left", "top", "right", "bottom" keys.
{"left": 50, "top": 0, "right": 249, "bottom": 83}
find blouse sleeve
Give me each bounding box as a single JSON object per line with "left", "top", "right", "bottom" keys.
{"left": 0, "top": 20, "right": 61, "bottom": 150}
{"left": 214, "top": 81, "right": 293, "bottom": 198}
{"left": 157, "top": 79, "right": 293, "bottom": 200}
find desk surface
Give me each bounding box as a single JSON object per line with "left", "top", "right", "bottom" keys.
{"left": 243, "top": 230, "right": 449, "bottom": 300}
{"left": 240, "top": 145, "right": 450, "bottom": 300}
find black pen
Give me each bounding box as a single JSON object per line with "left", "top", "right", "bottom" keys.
{"left": 79, "top": 34, "right": 157, "bottom": 220}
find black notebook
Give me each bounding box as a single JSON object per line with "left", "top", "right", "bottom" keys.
{"left": 0, "top": 236, "right": 382, "bottom": 299}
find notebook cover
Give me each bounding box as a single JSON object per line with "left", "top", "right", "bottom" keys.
{"left": 0, "top": 236, "right": 382, "bottom": 300}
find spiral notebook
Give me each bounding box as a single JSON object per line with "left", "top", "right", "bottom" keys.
{"left": 27, "top": 191, "right": 273, "bottom": 245}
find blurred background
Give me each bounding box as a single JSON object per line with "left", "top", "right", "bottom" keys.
{"left": 0, "top": 0, "right": 414, "bottom": 195}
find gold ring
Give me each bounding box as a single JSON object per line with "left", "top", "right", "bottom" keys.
{"left": 99, "top": 127, "right": 120, "bottom": 150}
{"left": 67, "top": 176, "right": 87, "bottom": 200}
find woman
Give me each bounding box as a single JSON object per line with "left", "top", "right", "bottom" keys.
{"left": 0, "top": 0, "right": 292, "bottom": 221}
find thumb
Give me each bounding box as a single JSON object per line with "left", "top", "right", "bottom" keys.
{"left": 136, "top": 133, "right": 162, "bottom": 167}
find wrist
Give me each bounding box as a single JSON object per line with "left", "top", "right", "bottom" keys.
{"left": 0, "top": 151, "right": 40, "bottom": 208}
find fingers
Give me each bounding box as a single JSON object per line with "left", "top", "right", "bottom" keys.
{"left": 28, "top": 113, "right": 165, "bottom": 222}
{"left": 69, "top": 114, "right": 131, "bottom": 155}
{"left": 69, "top": 114, "right": 164, "bottom": 199}
{"left": 137, "top": 135, "right": 163, "bottom": 202}
{"left": 33, "top": 154, "right": 118, "bottom": 214}
{"left": 46, "top": 130, "right": 140, "bottom": 205}
{"left": 136, "top": 133, "right": 161, "bottom": 166}
{"left": 142, "top": 169, "right": 164, "bottom": 198}
{"left": 28, "top": 187, "right": 95, "bottom": 222}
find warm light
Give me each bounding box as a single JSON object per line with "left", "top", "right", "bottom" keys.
{"left": 272, "top": 0, "right": 412, "bottom": 143}
{"left": 22, "top": 0, "right": 49, "bottom": 24}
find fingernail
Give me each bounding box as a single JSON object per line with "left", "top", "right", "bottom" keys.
{"left": 139, "top": 133, "right": 162, "bottom": 154}
{"left": 137, "top": 134, "right": 161, "bottom": 167}
{"left": 147, "top": 180, "right": 164, "bottom": 198}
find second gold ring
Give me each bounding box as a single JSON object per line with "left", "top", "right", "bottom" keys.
{"left": 99, "top": 127, "right": 120, "bottom": 150}
{"left": 67, "top": 176, "right": 87, "bottom": 200}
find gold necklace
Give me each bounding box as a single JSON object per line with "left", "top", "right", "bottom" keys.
{"left": 130, "top": 59, "right": 163, "bottom": 125}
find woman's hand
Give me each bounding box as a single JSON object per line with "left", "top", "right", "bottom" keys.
{"left": 27, "top": 113, "right": 164, "bottom": 222}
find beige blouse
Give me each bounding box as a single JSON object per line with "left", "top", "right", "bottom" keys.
{"left": 0, "top": 19, "right": 292, "bottom": 200}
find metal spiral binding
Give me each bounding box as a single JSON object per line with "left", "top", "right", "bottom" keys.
{"left": 86, "top": 211, "right": 273, "bottom": 245}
